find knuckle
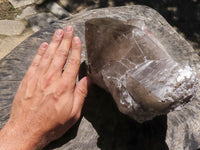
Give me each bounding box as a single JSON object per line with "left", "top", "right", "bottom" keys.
{"left": 54, "top": 89, "right": 63, "bottom": 98}
{"left": 43, "top": 53, "right": 51, "bottom": 59}
{"left": 31, "top": 62, "right": 39, "bottom": 67}
{"left": 52, "top": 34, "right": 62, "bottom": 42}
{"left": 67, "top": 57, "right": 80, "bottom": 66}
{"left": 53, "top": 62, "right": 61, "bottom": 69}
{"left": 52, "top": 59, "right": 62, "bottom": 68}
{"left": 64, "top": 32, "right": 73, "bottom": 39}
{"left": 40, "top": 73, "right": 53, "bottom": 87}
{"left": 73, "top": 43, "right": 81, "bottom": 49}
{"left": 37, "top": 48, "right": 45, "bottom": 56}
{"left": 45, "top": 73, "right": 53, "bottom": 81}
{"left": 64, "top": 69, "right": 75, "bottom": 77}
{"left": 56, "top": 48, "right": 68, "bottom": 57}
{"left": 77, "top": 87, "right": 87, "bottom": 97}
{"left": 59, "top": 81, "right": 69, "bottom": 90}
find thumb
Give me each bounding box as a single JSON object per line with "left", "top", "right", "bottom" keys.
{"left": 72, "top": 76, "right": 91, "bottom": 116}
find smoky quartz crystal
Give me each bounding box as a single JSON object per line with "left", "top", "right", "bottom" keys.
{"left": 85, "top": 18, "right": 197, "bottom": 122}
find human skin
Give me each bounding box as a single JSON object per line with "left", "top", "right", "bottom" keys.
{"left": 0, "top": 26, "right": 90, "bottom": 150}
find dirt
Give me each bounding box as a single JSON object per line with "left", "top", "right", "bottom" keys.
{"left": 0, "top": 0, "right": 21, "bottom": 20}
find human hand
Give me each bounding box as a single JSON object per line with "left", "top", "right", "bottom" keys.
{"left": 0, "top": 26, "right": 90, "bottom": 150}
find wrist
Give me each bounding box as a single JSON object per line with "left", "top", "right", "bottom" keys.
{"left": 0, "top": 121, "right": 46, "bottom": 150}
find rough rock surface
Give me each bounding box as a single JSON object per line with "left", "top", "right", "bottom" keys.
{"left": 85, "top": 18, "right": 197, "bottom": 122}
{"left": 0, "top": 20, "right": 25, "bottom": 36}
{"left": 27, "top": 12, "right": 58, "bottom": 32}
{"left": 47, "top": 2, "right": 71, "bottom": 19}
{"left": 16, "top": 6, "right": 37, "bottom": 19}
{"left": 0, "top": 5, "right": 200, "bottom": 150}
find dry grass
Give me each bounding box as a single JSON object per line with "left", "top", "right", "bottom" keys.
{"left": 0, "top": 0, "right": 21, "bottom": 20}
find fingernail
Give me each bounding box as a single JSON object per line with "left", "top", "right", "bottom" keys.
{"left": 55, "top": 30, "right": 63, "bottom": 37}
{"left": 65, "top": 26, "right": 72, "bottom": 32}
{"left": 73, "top": 37, "right": 80, "bottom": 43}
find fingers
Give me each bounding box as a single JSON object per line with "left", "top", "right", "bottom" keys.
{"left": 28, "top": 26, "right": 81, "bottom": 91}
{"left": 71, "top": 76, "right": 90, "bottom": 117}
{"left": 37, "top": 29, "right": 64, "bottom": 74}
{"left": 62, "top": 37, "right": 82, "bottom": 88}
{"left": 48, "top": 26, "right": 74, "bottom": 75}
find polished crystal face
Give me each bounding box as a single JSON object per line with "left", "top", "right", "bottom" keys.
{"left": 85, "top": 18, "right": 197, "bottom": 122}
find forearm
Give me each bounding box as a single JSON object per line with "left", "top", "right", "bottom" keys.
{"left": 0, "top": 122, "right": 45, "bottom": 150}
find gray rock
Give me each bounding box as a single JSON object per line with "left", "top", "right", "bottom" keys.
{"left": 85, "top": 18, "right": 197, "bottom": 122}
{"left": 0, "top": 20, "right": 25, "bottom": 36}
{"left": 0, "top": 5, "right": 200, "bottom": 150}
{"left": 59, "top": 0, "right": 69, "bottom": 7}
{"left": 16, "top": 6, "right": 37, "bottom": 19}
{"left": 8, "top": 0, "right": 38, "bottom": 8}
{"left": 47, "top": 2, "right": 71, "bottom": 19}
{"left": 27, "top": 13, "right": 58, "bottom": 32}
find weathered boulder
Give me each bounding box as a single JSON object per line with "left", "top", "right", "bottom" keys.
{"left": 16, "top": 6, "right": 37, "bottom": 19}
{"left": 0, "top": 20, "right": 25, "bottom": 36}
{"left": 47, "top": 2, "right": 71, "bottom": 19}
{"left": 0, "top": 5, "right": 200, "bottom": 150}
{"left": 27, "top": 12, "right": 58, "bottom": 32}
{"left": 85, "top": 18, "right": 197, "bottom": 122}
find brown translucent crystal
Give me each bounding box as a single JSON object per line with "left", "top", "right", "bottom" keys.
{"left": 85, "top": 18, "right": 197, "bottom": 122}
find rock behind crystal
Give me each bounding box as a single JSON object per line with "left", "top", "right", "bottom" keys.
{"left": 85, "top": 18, "right": 197, "bottom": 122}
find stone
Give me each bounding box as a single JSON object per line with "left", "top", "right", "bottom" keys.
{"left": 8, "top": 0, "right": 38, "bottom": 8}
{"left": 27, "top": 13, "right": 58, "bottom": 32}
{"left": 0, "top": 20, "right": 25, "bottom": 36}
{"left": 0, "top": 5, "right": 200, "bottom": 150}
{"left": 59, "top": 0, "right": 69, "bottom": 7}
{"left": 0, "top": 30, "right": 33, "bottom": 59}
{"left": 35, "top": 0, "right": 45, "bottom": 5}
{"left": 47, "top": 2, "right": 71, "bottom": 19}
{"left": 85, "top": 18, "right": 197, "bottom": 122}
{"left": 16, "top": 6, "right": 37, "bottom": 19}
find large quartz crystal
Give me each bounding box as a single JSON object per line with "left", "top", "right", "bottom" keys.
{"left": 85, "top": 18, "right": 197, "bottom": 122}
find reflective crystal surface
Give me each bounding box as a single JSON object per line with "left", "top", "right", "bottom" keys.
{"left": 85, "top": 18, "right": 197, "bottom": 122}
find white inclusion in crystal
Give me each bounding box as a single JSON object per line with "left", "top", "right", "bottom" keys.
{"left": 166, "top": 97, "right": 174, "bottom": 102}
{"left": 132, "top": 29, "right": 135, "bottom": 35}
{"left": 118, "top": 60, "right": 129, "bottom": 69}
{"left": 122, "top": 33, "right": 129, "bottom": 39}
{"left": 177, "top": 66, "right": 193, "bottom": 82}
{"left": 120, "top": 90, "right": 133, "bottom": 109}
{"left": 106, "top": 76, "right": 111, "bottom": 79}
{"left": 121, "top": 58, "right": 137, "bottom": 67}
{"left": 114, "top": 73, "right": 134, "bottom": 108}
{"left": 117, "top": 81, "right": 122, "bottom": 88}
{"left": 141, "top": 23, "right": 145, "bottom": 30}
